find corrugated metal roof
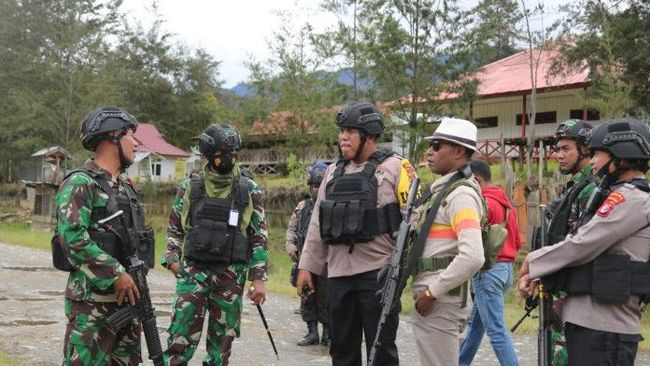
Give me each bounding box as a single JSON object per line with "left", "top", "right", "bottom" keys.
{"left": 134, "top": 123, "right": 191, "bottom": 158}
{"left": 473, "top": 48, "right": 589, "bottom": 98}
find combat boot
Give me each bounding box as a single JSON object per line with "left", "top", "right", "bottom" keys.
{"left": 320, "top": 323, "right": 330, "bottom": 346}
{"left": 297, "top": 320, "right": 319, "bottom": 346}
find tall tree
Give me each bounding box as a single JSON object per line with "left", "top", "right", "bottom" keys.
{"left": 558, "top": 0, "right": 650, "bottom": 117}
{"left": 358, "top": 0, "right": 476, "bottom": 159}
{"left": 246, "top": 12, "right": 339, "bottom": 157}
{"left": 468, "top": 0, "right": 522, "bottom": 65}
{"left": 0, "top": 0, "right": 123, "bottom": 181}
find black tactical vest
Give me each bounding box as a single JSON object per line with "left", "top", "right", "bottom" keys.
{"left": 52, "top": 169, "right": 155, "bottom": 271}
{"left": 559, "top": 179, "right": 650, "bottom": 304}
{"left": 546, "top": 176, "right": 595, "bottom": 245}
{"left": 319, "top": 150, "right": 402, "bottom": 246}
{"left": 296, "top": 198, "right": 315, "bottom": 250}
{"left": 184, "top": 175, "right": 250, "bottom": 265}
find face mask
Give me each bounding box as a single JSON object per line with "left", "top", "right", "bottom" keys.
{"left": 210, "top": 152, "right": 235, "bottom": 174}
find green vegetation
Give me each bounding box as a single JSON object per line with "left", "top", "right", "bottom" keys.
{"left": 0, "top": 350, "right": 24, "bottom": 366}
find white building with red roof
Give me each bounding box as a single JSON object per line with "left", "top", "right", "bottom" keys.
{"left": 465, "top": 47, "right": 601, "bottom": 157}
{"left": 127, "top": 123, "right": 191, "bottom": 182}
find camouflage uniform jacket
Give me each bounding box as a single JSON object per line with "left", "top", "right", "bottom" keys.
{"left": 565, "top": 165, "right": 595, "bottom": 234}
{"left": 161, "top": 164, "right": 268, "bottom": 281}
{"left": 56, "top": 161, "right": 129, "bottom": 302}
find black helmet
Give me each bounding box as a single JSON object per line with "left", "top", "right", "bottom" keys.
{"left": 588, "top": 118, "right": 650, "bottom": 160}
{"left": 335, "top": 101, "right": 384, "bottom": 136}
{"left": 555, "top": 119, "right": 593, "bottom": 145}
{"left": 199, "top": 123, "right": 243, "bottom": 157}
{"left": 81, "top": 106, "right": 138, "bottom": 151}
{"left": 307, "top": 162, "right": 328, "bottom": 185}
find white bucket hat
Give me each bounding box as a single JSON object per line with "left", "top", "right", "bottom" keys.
{"left": 424, "top": 117, "right": 477, "bottom": 151}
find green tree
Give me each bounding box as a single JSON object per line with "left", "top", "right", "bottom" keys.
{"left": 0, "top": 0, "right": 124, "bottom": 181}
{"left": 246, "top": 12, "right": 338, "bottom": 159}
{"left": 558, "top": 0, "right": 650, "bottom": 117}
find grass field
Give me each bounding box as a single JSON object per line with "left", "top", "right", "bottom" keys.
{"left": 0, "top": 350, "right": 24, "bottom": 366}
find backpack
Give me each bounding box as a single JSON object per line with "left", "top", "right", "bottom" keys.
{"left": 440, "top": 180, "right": 509, "bottom": 271}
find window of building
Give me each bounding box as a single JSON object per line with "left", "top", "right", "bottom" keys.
{"left": 569, "top": 108, "right": 601, "bottom": 121}
{"left": 475, "top": 116, "right": 498, "bottom": 128}
{"left": 151, "top": 161, "right": 162, "bottom": 177}
{"left": 516, "top": 111, "right": 557, "bottom": 125}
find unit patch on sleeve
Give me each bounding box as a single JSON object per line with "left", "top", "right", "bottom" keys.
{"left": 596, "top": 191, "right": 626, "bottom": 218}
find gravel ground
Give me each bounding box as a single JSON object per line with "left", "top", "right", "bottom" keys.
{"left": 1, "top": 242, "right": 648, "bottom": 365}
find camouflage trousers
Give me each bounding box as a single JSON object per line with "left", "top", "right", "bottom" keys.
{"left": 62, "top": 298, "right": 142, "bottom": 366}
{"left": 163, "top": 264, "right": 246, "bottom": 366}
{"left": 550, "top": 297, "right": 568, "bottom": 366}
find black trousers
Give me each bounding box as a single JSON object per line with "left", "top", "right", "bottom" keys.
{"left": 328, "top": 269, "right": 399, "bottom": 366}
{"left": 565, "top": 322, "right": 640, "bottom": 366}
{"left": 301, "top": 270, "right": 329, "bottom": 324}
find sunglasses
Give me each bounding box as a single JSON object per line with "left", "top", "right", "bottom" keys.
{"left": 429, "top": 140, "right": 445, "bottom": 152}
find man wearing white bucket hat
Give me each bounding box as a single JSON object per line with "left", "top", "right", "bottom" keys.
{"left": 409, "top": 117, "right": 485, "bottom": 365}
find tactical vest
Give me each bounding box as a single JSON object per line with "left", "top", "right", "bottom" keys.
{"left": 296, "top": 198, "right": 315, "bottom": 251}
{"left": 52, "top": 169, "right": 155, "bottom": 271}
{"left": 319, "top": 150, "right": 402, "bottom": 246}
{"left": 546, "top": 176, "right": 594, "bottom": 245}
{"left": 559, "top": 179, "right": 650, "bottom": 304}
{"left": 184, "top": 174, "right": 250, "bottom": 265}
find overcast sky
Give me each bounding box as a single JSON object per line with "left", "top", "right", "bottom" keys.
{"left": 122, "top": 0, "right": 568, "bottom": 88}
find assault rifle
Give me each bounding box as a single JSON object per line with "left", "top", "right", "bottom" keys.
{"left": 101, "top": 211, "right": 164, "bottom": 366}
{"left": 368, "top": 177, "right": 419, "bottom": 366}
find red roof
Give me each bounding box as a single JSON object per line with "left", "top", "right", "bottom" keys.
{"left": 390, "top": 46, "right": 591, "bottom": 105}
{"left": 473, "top": 47, "right": 590, "bottom": 98}
{"left": 134, "top": 123, "right": 191, "bottom": 158}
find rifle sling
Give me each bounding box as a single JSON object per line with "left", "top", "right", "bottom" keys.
{"left": 404, "top": 170, "right": 465, "bottom": 277}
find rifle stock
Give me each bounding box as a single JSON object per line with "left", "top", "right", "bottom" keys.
{"left": 368, "top": 177, "right": 419, "bottom": 366}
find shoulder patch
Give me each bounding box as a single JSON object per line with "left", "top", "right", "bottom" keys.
{"left": 596, "top": 191, "right": 626, "bottom": 218}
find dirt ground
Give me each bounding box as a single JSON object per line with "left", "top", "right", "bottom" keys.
{"left": 1, "top": 242, "right": 648, "bottom": 365}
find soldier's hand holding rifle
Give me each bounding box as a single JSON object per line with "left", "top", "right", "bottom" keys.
{"left": 296, "top": 269, "right": 315, "bottom": 298}
{"left": 518, "top": 256, "right": 538, "bottom": 298}
{"left": 115, "top": 272, "right": 140, "bottom": 305}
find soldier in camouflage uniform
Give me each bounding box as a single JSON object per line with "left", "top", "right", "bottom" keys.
{"left": 56, "top": 106, "right": 145, "bottom": 365}
{"left": 542, "top": 120, "right": 596, "bottom": 365}
{"left": 285, "top": 162, "right": 329, "bottom": 346}
{"left": 161, "top": 123, "right": 268, "bottom": 366}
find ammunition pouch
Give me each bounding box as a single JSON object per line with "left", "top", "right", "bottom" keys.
{"left": 51, "top": 231, "right": 75, "bottom": 272}
{"left": 561, "top": 254, "right": 650, "bottom": 304}
{"left": 320, "top": 150, "right": 399, "bottom": 245}
{"left": 137, "top": 227, "right": 156, "bottom": 269}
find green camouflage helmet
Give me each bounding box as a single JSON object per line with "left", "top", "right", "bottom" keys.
{"left": 81, "top": 106, "right": 138, "bottom": 151}
{"left": 199, "top": 123, "right": 243, "bottom": 157}
{"left": 555, "top": 119, "right": 593, "bottom": 145}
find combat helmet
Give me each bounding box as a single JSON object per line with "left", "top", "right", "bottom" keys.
{"left": 588, "top": 118, "right": 650, "bottom": 160}
{"left": 555, "top": 119, "right": 593, "bottom": 146}
{"left": 335, "top": 101, "right": 384, "bottom": 136}
{"left": 307, "top": 162, "right": 328, "bottom": 186}
{"left": 81, "top": 106, "right": 138, "bottom": 151}
{"left": 198, "top": 123, "right": 243, "bottom": 158}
